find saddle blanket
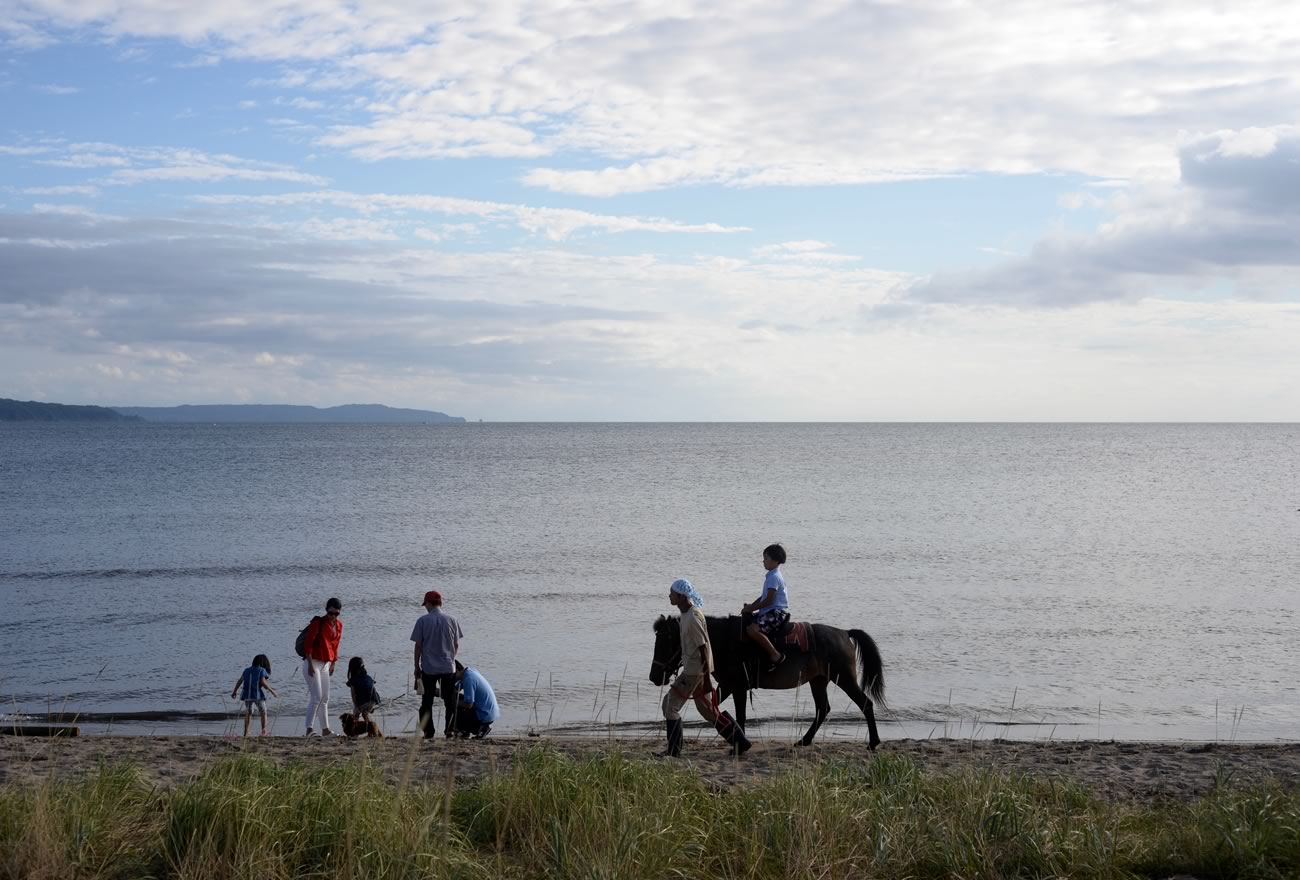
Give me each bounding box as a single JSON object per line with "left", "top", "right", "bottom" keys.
{"left": 782, "top": 621, "right": 813, "bottom": 654}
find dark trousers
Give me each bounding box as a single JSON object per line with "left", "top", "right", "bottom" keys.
{"left": 453, "top": 706, "right": 490, "bottom": 737}
{"left": 419, "top": 672, "right": 457, "bottom": 738}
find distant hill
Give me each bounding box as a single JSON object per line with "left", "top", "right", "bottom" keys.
{"left": 112, "top": 404, "right": 466, "bottom": 424}
{"left": 0, "top": 398, "right": 143, "bottom": 422}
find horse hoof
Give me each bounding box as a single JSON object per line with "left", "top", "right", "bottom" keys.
{"left": 796, "top": 739, "right": 812, "bottom": 748}
{"left": 868, "top": 738, "right": 881, "bottom": 751}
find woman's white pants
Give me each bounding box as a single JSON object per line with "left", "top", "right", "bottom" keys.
{"left": 302, "top": 658, "right": 331, "bottom": 731}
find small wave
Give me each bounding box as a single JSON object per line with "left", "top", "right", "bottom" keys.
{"left": 0, "top": 561, "right": 443, "bottom": 582}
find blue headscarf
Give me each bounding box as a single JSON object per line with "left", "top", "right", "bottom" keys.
{"left": 670, "top": 578, "right": 703, "bottom": 608}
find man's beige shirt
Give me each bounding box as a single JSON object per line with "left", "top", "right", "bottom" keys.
{"left": 679, "top": 606, "right": 713, "bottom": 676}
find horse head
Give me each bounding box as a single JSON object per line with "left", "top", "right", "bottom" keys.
{"left": 649, "top": 615, "right": 682, "bottom": 685}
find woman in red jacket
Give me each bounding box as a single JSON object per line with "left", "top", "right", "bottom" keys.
{"left": 302, "top": 597, "right": 343, "bottom": 736}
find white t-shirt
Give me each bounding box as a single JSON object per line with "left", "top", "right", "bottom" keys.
{"left": 755, "top": 567, "right": 789, "bottom": 611}
{"left": 679, "top": 607, "right": 714, "bottom": 676}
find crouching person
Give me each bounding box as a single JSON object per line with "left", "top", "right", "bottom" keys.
{"left": 660, "top": 578, "right": 751, "bottom": 757}
{"left": 452, "top": 661, "right": 498, "bottom": 738}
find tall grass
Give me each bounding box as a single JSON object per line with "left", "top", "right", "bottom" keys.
{"left": 3, "top": 748, "right": 1299, "bottom": 879}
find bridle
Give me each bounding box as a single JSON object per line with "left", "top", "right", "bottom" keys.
{"left": 650, "top": 633, "right": 682, "bottom": 679}
{"left": 650, "top": 655, "right": 681, "bottom": 675}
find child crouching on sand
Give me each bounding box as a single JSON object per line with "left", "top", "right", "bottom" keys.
{"left": 346, "top": 657, "right": 380, "bottom": 726}
{"left": 231, "top": 654, "right": 278, "bottom": 736}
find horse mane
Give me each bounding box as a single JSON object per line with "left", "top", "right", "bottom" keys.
{"left": 656, "top": 613, "right": 750, "bottom": 647}
{"left": 655, "top": 613, "right": 744, "bottom": 638}
{"left": 704, "top": 614, "right": 746, "bottom": 644}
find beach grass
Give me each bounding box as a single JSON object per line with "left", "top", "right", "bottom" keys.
{"left": 2, "top": 748, "right": 1299, "bottom": 879}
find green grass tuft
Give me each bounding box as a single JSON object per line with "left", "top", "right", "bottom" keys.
{"left": 3, "top": 748, "right": 1300, "bottom": 879}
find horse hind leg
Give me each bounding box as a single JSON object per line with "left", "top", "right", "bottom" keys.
{"left": 832, "top": 671, "right": 881, "bottom": 750}
{"left": 798, "top": 677, "right": 831, "bottom": 747}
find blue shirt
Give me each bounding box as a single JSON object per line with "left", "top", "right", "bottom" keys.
{"left": 459, "top": 668, "right": 499, "bottom": 723}
{"left": 239, "top": 666, "right": 269, "bottom": 702}
{"left": 756, "top": 567, "right": 789, "bottom": 611}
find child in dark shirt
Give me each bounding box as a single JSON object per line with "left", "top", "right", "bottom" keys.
{"left": 346, "top": 656, "right": 380, "bottom": 728}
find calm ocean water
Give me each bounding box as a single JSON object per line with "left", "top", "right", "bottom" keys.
{"left": 1, "top": 423, "right": 1297, "bottom": 741}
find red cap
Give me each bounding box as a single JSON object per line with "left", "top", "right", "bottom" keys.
{"left": 422, "top": 590, "right": 443, "bottom": 607}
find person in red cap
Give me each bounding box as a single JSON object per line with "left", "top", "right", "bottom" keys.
{"left": 411, "top": 590, "right": 463, "bottom": 739}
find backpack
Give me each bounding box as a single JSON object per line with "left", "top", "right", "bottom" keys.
{"left": 294, "top": 616, "right": 321, "bottom": 659}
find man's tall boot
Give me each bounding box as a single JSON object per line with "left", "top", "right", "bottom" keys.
{"left": 657, "top": 718, "right": 684, "bottom": 758}
{"left": 714, "top": 711, "right": 752, "bottom": 755}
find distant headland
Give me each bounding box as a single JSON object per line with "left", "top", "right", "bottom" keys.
{"left": 0, "top": 398, "right": 142, "bottom": 422}
{"left": 114, "top": 404, "right": 466, "bottom": 424}
{"left": 2, "top": 399, "right": 466, "bottom": 424}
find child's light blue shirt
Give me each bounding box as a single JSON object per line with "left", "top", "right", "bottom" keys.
{"left": 755, "top": 567, "right": 789, "bottom": 611}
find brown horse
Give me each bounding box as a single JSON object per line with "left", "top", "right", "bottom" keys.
{"left": 650, "top": 614, "right": 886, "bottom": 748}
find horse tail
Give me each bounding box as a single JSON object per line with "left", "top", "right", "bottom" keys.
{"left": 848, "top": 629, "right": 886, "bottom": 706}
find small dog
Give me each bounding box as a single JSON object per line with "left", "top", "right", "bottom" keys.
{"left": 339, "top": 712, "right": 383, "bottom": 738}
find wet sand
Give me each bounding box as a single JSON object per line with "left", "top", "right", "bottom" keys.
{"left": 3, "top": 735, "right": 1299, "bottom": 803}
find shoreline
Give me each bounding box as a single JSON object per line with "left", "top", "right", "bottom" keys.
{"left": 5, "top": 735, "right": 1300, "bottom": 802}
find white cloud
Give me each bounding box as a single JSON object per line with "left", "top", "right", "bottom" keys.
{"left": 174, "top": 53, "right": 221, "bottom": 68}
{"left": 25, "top": 143, "right": 328, "bottom": 185}
{"left": 754, "top": 240, "right": 861, "bottom": 264}
{"left": 194, "top": 189, "right": 748, "bottom": 240}
{"left": 6, "top": 209, "right": 1300, "bottom": 418}
{"left": 899, "top": 126, "right": 1300, "bottom": 308}
{"left": 11, "top": 0, "right": 1300, "bottom": 192}
{"left": 0, "top": 145, "right": 53, "bottom": 156}
{"left": 34, "top": 84, "right": 79, "bottom": 95}
{"left": 24, "top": 185, "right": 101, "bottom": 196}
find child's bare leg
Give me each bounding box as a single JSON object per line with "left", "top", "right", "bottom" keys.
{"left": 746, "top": 622, "right": 782, "bottom": 662}
{"left": 258, "top": 704, "right": 268, "bottom": 736}
{"left": 242, "top": 709, "right": 251, "bottom": 737}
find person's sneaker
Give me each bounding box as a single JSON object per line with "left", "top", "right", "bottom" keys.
{"left": 304, "top": 728, "right": 315, "bottom": 737}
{"left": 474, "top": 724, "right": 492, "bottom": 739}
{"left": 321, "top": 728, "right": 335, "bottom": 737}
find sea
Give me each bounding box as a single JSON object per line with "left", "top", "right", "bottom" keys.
{"left": 2, "top": 422, "right": 1297, "bottom": 742}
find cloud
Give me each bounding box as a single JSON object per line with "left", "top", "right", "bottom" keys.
{"left": 9, "top": 0, "right": 1300, "bottom": 193}
{"left": 34, "top": 84, "right": 79, "bottom": 95}
{"left": 27, "top": 142, "right": 327, "bottom": 185}
{"left": 898, "top": 126, "right": 1300, "bottom": 308}
{"left": 0, "top": 208, "right": 904, "bottom": 416}
{"left": 194, "top": 189, "right": 749, "bottom": 240}
{"left": 174, "top": 53, "right": 221, "bottom": 68}
{"left": 0, "top": 145, "right": 54, "bottom": 156}
{"left": 23, "top": 184, "right": 101, "bottom": 196}
{"left": 5, "top": 208, "right": 1300, "bottom": 418}
{"left": 753, "top": 240, "right": 861, "bottom": 264}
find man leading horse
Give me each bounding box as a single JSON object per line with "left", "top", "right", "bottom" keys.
{"left": 651, "top": 581, "right": 886, "bottom": 749}
{"left": 654, "top": 578, "right": 752, "bottom": 758}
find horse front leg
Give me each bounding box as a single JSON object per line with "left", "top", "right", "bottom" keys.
{"left": 798, "top": 678, "right": 831, "bottom": 747}
{"left": 733, "top": 687, "right": 747, "bottom": 734}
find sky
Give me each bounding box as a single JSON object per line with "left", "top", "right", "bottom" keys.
{"left": 2, "top": 1, "right": 1299, "bottom": 420}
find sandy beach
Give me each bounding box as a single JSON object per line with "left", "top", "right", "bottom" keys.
{"left": 4, "top": 734, "right": 1299, "bottom": 803}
